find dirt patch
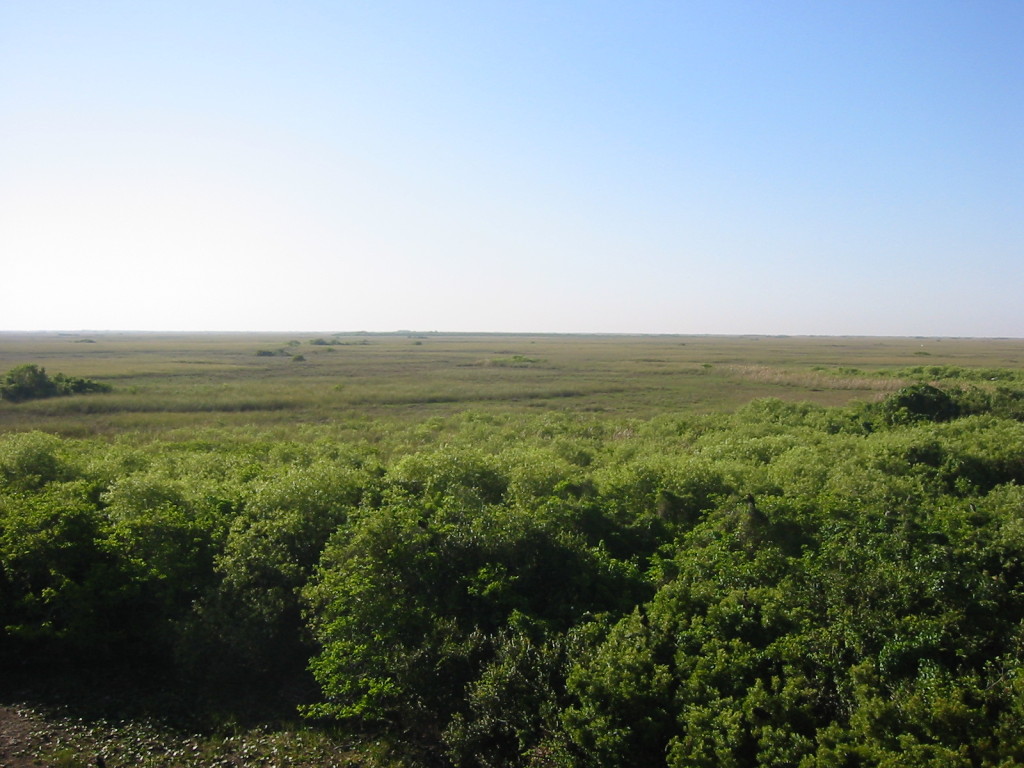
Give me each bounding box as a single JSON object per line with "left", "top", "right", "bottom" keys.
{"left": 0, "top": 705, "right": 54, "bottom": 768}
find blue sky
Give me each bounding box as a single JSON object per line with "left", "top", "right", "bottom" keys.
{"left": 2, "top": 1, "right": 1021, "bottom": 335}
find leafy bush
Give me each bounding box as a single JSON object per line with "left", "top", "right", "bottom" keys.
{"left": 877, "top": 383, "right": 959, "bottom": 425}
{"left": 0, "top": 431, "right": 69, "bottom": 489}
{"left": 1, "top": 364, "right": 58, "bottom": 402}
{"left": 0, "top": 364, "right": 110, "bottom": 403}
{"left": 303, "top": 497, "right": 645, "bottom": 740}
{"left": 51, "top": 372, "right": 112, "bottom": 395}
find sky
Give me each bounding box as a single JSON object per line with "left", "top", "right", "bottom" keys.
{"left": 1, "top": 1, "right": 1021, "bottom": 336}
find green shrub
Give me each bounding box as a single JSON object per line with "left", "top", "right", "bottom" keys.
{"left": 0, "top": 364, "right": 109, "bottom": 403}
{"left": 0, "top": 431, "right": 69, "bottom": 490}
{"left": 0, "top": 364, "right": 58, "bottom": 402}
{"left": 878, "top": 383, "right": 959, "bottom": 425}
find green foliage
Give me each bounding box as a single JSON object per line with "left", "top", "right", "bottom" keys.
{"left": 0, "top": 479, "right": 117, "bottom": 657}
{"left": 0, "top": 430, "right": 69, "bottom": 489}
{"left": 0, "top": 363, "right": 110, "bottom": 403}
{"left": 1, "top": 364, "right": 58, "bottom": 402}
{"left": 51, "top": 372, "right": 112, "bottom": 395}
{"left": 444, "top": 630, "right": 580, "bottom": 768}
{"left": 893, "top": 363, "right": 1024, "bottom": 383}
{"left": 877, "top": 383, "right": 959, "bottom": 425}
{"left": 303, "top": 495, "right": 645, "bottom": 739}
{"left": 4, "top": 348, "right": 1024, "bottom": 765}
{"left": 189, "top": 460, "right": 370, "bottom": 674}
{"left": 559, "top": 416, "right": 1024, "bottom": 767}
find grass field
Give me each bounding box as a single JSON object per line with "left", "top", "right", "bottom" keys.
{"left": 2, "top": 331, "right": 1023, "bottom": 437}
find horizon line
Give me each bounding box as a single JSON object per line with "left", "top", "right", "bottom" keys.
{"left": 2, "top": 329, "right": 1021, "bottom": 341}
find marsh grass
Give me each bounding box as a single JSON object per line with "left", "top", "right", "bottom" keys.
{"left": 723, "top": 364, "right": 909, "bottom": 395}
{"left": 2, "top": 332, "right": 1023, "bottom": 437}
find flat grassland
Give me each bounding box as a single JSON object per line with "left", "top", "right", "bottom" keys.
{"left": 2, "top": 331, "right": 1022, "bottom": 437}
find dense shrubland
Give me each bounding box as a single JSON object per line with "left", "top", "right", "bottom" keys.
{"left": 3, "top": 382, "right": 1024, "bottom": 766}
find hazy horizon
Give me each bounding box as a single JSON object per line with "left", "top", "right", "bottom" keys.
{"left": 4, "top": 329, "right": 1021, "bottom": 342}
{"left": 3, "top": 2, "right": 1021, "bottom": 337}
